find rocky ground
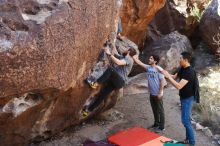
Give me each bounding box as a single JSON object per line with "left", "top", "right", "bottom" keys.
{"left": 31, "top": 84, "right": 219, "bottom": 146}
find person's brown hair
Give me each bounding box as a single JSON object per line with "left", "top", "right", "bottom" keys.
{"left": 151, "top": 54, "right": 160, "bottom": 65}
{"left": 122, "top": 47, "right": 136, "bottom": 57}
{"left": 128, "top": 47, "right": 136, "bottom": 57}
{"left": 181, "top": 51, "right": 192, "bottom": 63}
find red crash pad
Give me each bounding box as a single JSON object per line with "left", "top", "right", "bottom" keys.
{"left": 108, "top": 127, "right": 162, "bottom": 146}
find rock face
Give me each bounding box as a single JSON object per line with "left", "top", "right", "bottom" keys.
{"left": 143, "top": 31, "right": 193, "bottom": 71}
{"left": 120, "top": 0, "right": 166, "bottom": 47}
{"left": 146, "top": 0, "right": 202, "bottom": 49}
{"left": 0, "top": 0, "right": 120, "bottom": 97}
{"left": 147, "top": 1, "right": 186, "bottom": 37}
{"left": 124, "top": 73, "right": 149, "bottom": 95}
{"left": 0, "top": 0, "right": 121, "bottom": 145}
{"left": 200, "top": 0, "right": 220, "bottom": 54}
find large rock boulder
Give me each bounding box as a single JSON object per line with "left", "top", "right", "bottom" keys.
{"left": 143, "top": 31, "right": 193, "bottom": 71}
{"left": 124, "top": 72, "right": 167, "bottom": 95}
{"left": 200, "top": 0, "right": 220, "bottom": 55}
{"left": 0, "top": 0, "right": 121, "bottom": 145}
{"left": 146, "top": 0, "right": 205, "bottom": 49}
{"left": 146, "top": 0, "right": 214, "bottom": 51}
{"left": 0, "top": 0, "right": 120, "bottom": 97}
{"left": 124, "top": 73, "right": 149, "bottom": 95}
{"left": 147, "top": 1, "right": 186, "bottom": 36}
{"left": 120, "top": 0, "right": 166, "bottom": 47}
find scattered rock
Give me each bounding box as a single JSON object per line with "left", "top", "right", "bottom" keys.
{"left": 213, "top": 134, "right": 220, "bottom": 140}
{"left": 203, "top": 128, "right": 213, "bottom": 138}
{"left": 76, "top": 125, "right": 107, "bottom": 142}
{"left": 191, "top": 120, "right": 197, "bottom": 125}
{"left": 97, "top": 109, "right": 125, "bottom": 121}
{"left": 196, "top": 123, "right": 204, "bottom": 131}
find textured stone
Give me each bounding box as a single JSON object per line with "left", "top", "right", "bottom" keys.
{"left": 124, "top": 73, "right": 149, "bottom": 95}
{"left": 97, "top": 109, "right": 125, "bottom": 121}
{"left": 204, "top": 128, "right": 213, "bottom": 138}
{"left": 120, "top": 0, "right": 166, "bottom": 46}
{"left": 200, "top": 0, "right": 220, "bottom": 54}
{"left": 196, "top": 123, "right": 204, "bottom": 130}
{"left": 213, "top": 134, "right": 220, "bottom": 140}
{"left": 143, "top": 31, "right": 193, "bottom": 72}
{"left": 0, "top": 0, "right": 120, "bottom": 145}
{"left": 147, "top": 1, "right": 186, "bottom": 37}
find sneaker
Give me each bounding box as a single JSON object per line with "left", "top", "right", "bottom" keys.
{"left": 154, "top": 127, "right": 165, "bottom": 133}
{"left": 161, "top": 140, "right": 179, "bottom": 144}
{"left": 148, "top": 124, "right": 159, "bottom": 129}
{"left": 178, "top": 139, "right": 190, "bottom": 144}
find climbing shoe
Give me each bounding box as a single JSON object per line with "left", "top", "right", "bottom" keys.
{"left": 90, "top": 82, "right": 98, "bottom": 89}
{"left": 85, "top": 79, "right": 98, "bottom": 89}
{"left": 82, "top": 110, "right": 90, "bottom": 117}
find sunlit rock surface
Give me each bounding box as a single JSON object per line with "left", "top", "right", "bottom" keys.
{"left": 0, "top": 0, "right": 120, "bottom": 145}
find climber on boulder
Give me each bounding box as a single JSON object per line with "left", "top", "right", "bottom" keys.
{"left": 82, "top": 43, "right": 136, "bottom": 117}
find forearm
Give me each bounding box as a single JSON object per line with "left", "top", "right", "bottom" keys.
{"left": 133, "top": 57, "right": 146, "bottom": 69}
{"left": 110, "top": 55, "right": 126, "bottom": 65}
{"left": 157, "top": 79, "right": 165, "bottom": 99}
{"left": 161, "top": 70, "right": 177, "bottom": 79}
{"left": 167, "top": 76, "right": 181, "bottom": 90}
{"left": 112, "top": 45, "right": 120, "bottom": 56}
{"left": 159, "top": 79, "right": 165, "bottom": 92}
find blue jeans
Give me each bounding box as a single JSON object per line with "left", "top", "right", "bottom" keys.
{"left": 181, "top": 96, "right": 195, "bottom": 145}
{"left": 117, "top": 17, "right": 122, "bottom": 34}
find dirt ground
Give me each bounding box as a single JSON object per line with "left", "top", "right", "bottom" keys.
{"left": 31, "top": 85, "right": 218, "bottom": 146}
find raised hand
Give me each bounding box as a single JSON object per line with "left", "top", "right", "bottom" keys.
{"left": 104, "top": 47, "right": 111, "bottom": 55}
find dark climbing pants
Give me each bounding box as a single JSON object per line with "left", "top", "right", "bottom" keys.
{"left": 88, "top": 67, "right": 125, "bottom": 111}
{"left": 150, "top": 95, "right": 165, "bottom": 129}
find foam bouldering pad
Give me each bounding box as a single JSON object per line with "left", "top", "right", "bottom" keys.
{"left": 163, "top": 143, "right": 185, "bottom": 146}
{"left": 83, "top": 139, "right": 115, "bottom": 146}
{"left": 108, "top": 127, "right": 171, "bottom": 146}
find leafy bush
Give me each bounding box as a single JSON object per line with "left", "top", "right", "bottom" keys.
{"left": 193, "top": 68, "right": 220, "bottom": 134}
{"left": 186, "top": 0, "right": 211, "bottom": 22}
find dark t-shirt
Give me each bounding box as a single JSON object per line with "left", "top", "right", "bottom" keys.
{"left": 177, "top": 66, "right": 195, "bottom": 99}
